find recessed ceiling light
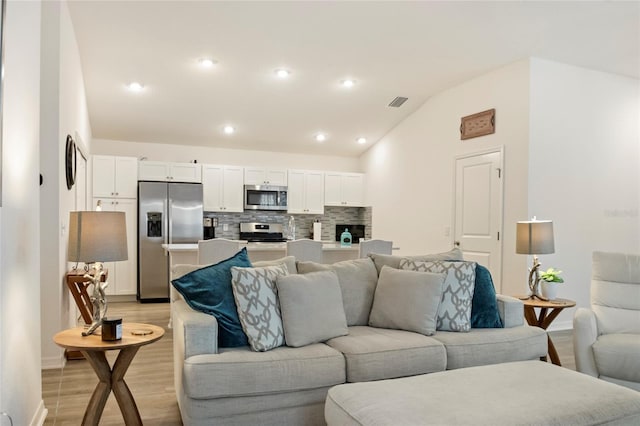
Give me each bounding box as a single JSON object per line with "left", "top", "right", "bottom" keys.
{"left": 341, "top": 79, "right": 356, "bottom": 88}
{"left": 275, "top": 68, "right": 291, "bottom": 78}
{"left": 127, "top": 82, "right": 144, "bottom": 92}
{"left": 223, "top": 125, "right": 235, "bottom": 135}
{"left": 356, "top": 137, "right": 367, "bottom": 144}
{"left": 198, "top": 58, "right": 216, "bottom": 68}
{"left": 315, "top": 133, "right": 327, "bottom": 142}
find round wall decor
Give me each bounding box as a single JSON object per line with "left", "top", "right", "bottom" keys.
{"left": 65, "top": 134, "right": 76, "bottom": 190}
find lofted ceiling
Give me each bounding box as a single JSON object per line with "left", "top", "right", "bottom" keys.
{"left": 67, "top": 1, "right": 639, "bottom": 158}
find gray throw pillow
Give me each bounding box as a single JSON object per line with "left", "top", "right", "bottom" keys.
{"left": 368, "top": 266, "right": 445, "bottom": 336}
{"left": 296, "top": 257, "right": 378, "bottom": 326}
{"left": 400, "top": 259, "right": 476, "bottom": 332}
{"left": 230, "top": 264, "right": 289, "bottom": 351}
{"left": 276, "top": 270, "right": 348, "bottom": 347}
{"left": 368, "top": 247, "right": 464, "bottom": 275}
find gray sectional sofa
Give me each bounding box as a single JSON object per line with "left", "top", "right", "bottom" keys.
{"left": 171, "top": 249, "right": 547, "bottom": 426}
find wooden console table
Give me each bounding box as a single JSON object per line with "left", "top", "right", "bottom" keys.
{"left": 66, "top": 268, "right": 108, "bottom": 324}
{"left": 53, "top": 323, "right": 164, "bottom": 426}
{"left": 66, "top": 268, "right": 108, "bottom": 360}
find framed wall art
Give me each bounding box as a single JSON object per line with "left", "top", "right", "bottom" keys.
{"left": 460, "top": 108, "right": 495, "bottom": 140}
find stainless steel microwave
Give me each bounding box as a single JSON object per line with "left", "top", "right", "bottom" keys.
{"left": 244, "top": 185, "right": 288, "bottom": 211}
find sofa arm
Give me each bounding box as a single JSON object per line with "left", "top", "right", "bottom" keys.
{"left": 173, "top": 299, "right": 219, "bottom": 359}
{"left": 573, "top": 307, "right": 599, "bottom": 377}
{"left": 496, "top": 294, "right": 524, "bottom": 328}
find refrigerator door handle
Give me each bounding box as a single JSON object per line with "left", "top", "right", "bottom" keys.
{"left": 168, "top": 197, "right": 173, "bottom": 244}
{"left": 164, "top": 198, "right": 169, "bottom": 245}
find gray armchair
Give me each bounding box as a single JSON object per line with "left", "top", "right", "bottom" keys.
{"left": 573, "top": 251, "right": 640, "bottom": 391}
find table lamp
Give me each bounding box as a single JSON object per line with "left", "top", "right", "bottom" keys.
{"left": 516, "top": 217, "right": 554, "bottom": 300}
{"left": 67, "top": 211, "right": 128, "bottom": 336}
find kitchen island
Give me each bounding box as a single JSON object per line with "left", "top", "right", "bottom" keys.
{"left": 162, "top": 241, "right": 360, "bottom": 266}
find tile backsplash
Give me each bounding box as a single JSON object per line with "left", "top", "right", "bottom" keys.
{"left": 207, "top": 206, "right": 372, "bottom": 241}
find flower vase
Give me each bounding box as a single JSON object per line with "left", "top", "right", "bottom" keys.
{"left": 540, "top": 281, "right": 559, "bottom": 300}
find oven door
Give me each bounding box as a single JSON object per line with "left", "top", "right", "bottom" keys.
{"left": 244, "top": 185, "right": 288, "bottom": 211}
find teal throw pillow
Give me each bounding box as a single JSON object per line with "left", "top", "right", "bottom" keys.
{"left": 470, "top": 264, "right": 503, "bottom": 328}
{"left": 171, "top": 247, "right": 251, "bottom": 347}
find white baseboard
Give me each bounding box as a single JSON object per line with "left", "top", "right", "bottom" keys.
{"left": 30, "top": 400, "right": 48, "bottom": 426}
{"left": 548, "top": 320, "right": 573, "bottom": 332}
{"left": 41, "top": 353, "right": 65, "bottom": 370}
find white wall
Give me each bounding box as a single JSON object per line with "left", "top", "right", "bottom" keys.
{"left": 40, "top": 0, "right": 93, "bottom": 370}
{"left": 0, "top": 1, "right": 47, "bottom": 424}
{"left": 93, "top": 139, "right": 360, "bottom": 172}
{"left": 529, "top": 58, "right": 640, "bottom": 327}
{"left": 360, "top": 60, "right": 531, "bottom": 294}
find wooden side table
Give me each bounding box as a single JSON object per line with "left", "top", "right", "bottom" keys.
{"left": 53, "top": 322, "right": 164, "bottom": 426}
{"left": 521, "top": 297, "right": 576, "bottom": 366}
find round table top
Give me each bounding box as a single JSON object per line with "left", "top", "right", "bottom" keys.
{"left": 53, "top": 322, "right": 164, "bottom": 351}
{"left": 520, "top": 297, "right": 576, "bottom": 309}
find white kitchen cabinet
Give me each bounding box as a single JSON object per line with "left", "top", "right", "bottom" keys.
{"left": 244, "top": 167, "right": 287, "bottom": 186}
{"left": 287, "top": 170, "right": 324, "bottom": 214}
{"left": 202, "top": 165, "right": 244, "bottom": 212}
{"left": 138, "top": 161, "right": 202, "bottom": 183}
{"left": 92, "top": 155, "right": 138, "bottom": 198}
{"left": 324, "top": 172, "right": 365, "bottom": 206}
{"left": 93, "top": 197, "right": 137, "bottom": 296}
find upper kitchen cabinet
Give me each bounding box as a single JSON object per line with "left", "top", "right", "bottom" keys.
{"left": 244, "top": 167, "right": 287, "bottom": 186}
{"left": 324, "top": 172, "right": 365, "bottom": 207}
{"left": 287, "top": 170, "right": 324, "bottom": 214}
{"left": 202, "top": 165, "right": 244, "bottom": 212}
{"left": 92, "top": 155, "right": 138, "bottom": 198}
{"left": 138, "top": 161, "right": 202, "bottom": 183}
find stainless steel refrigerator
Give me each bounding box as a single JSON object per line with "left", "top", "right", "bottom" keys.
{"left": 138, "top": 181, "right": 203, "bottom": 301}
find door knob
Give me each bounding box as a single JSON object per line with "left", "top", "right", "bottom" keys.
{"left": 454, "top": 241, "right": 461, "bottom": 247}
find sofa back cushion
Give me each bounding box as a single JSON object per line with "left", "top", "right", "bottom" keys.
{"left": 297, "top": 257, "right": 378, "bottom": 326}
{"left": 368, "top": 247, "right": 464, "bottom": 275}
{"left": 252, "top": 255, "right": 298, "bottom": 274}
{"left": 591, "top": 251, "right": 640, "bottom": 335}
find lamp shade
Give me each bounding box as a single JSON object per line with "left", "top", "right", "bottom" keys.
{"left": 516, "top": 220, "right": 555, "bottom": 255}
{"left": 68, "top": 211, "right": 128, "bottom": 263}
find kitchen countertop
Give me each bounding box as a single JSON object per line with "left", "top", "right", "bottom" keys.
{"left": 162, "top": 241, "right": 360, "bottom": 253}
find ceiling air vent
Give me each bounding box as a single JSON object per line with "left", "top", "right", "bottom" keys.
{"left": 388, "top": 96, "right": 408, "bottom": 108}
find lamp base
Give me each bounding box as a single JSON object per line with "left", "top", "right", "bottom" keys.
{"left": 80, "top": 262, "right": 109, "bottom": 336}
{"left": 518, "top": 293, "right": 549, "bottom": 301}
{"left": 521, "top": 255, "right": 549, "bottom": 302}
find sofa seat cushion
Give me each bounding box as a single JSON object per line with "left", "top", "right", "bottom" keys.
{"left": 183, "top": 343, "right": 345, "bottom": 399}
{"left": 180, "top": 386, "right": 330, "bottom": 421}
{"left": 593, "top": 333, "right": 640, "bottom": 383}
{"left": 432, "top": 325, "right": 547, "bottom": 369}
{"left": 325, "top": 326, "right": 446, "bottom": 382}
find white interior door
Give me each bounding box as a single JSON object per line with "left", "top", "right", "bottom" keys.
{"left": 454, "top": 149, "right": 504, "bottom": 289}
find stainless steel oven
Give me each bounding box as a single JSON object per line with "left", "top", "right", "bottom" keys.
{"left": 244, "top": 185, "right": 288, "bottom": 211}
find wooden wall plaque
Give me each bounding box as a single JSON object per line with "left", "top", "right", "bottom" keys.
{"left": 460, "top": 108, "right": 495, "bottom": 140}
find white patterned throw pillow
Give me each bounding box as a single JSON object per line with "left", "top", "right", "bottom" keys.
{"left": 399, "top": 260, "right": 476, "bottom": 332}
{"left": 230, "top": 264, "right": 289, "bottom": 351}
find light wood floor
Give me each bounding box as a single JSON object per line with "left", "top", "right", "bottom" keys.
{"left": 41, "top": 302, "right": 577, "bottom": 425}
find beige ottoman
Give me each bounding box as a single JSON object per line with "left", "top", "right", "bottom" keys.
{"left": 325, "top": 361, "right": 640, "bottom": 425}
